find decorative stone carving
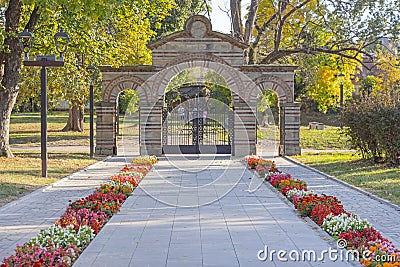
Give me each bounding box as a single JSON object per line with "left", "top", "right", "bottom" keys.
{"left": 190, "top": 21, "right": 208, "bottom": 38}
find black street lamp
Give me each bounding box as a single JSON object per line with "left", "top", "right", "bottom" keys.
{"left": 86, "top": 65, "right": 98, "bottom": 159}
{"left": 18, "top": 29, "right": 70, "bottom": 178}
{"left": 338, "top": 73, "right": 345, "bottom": 107}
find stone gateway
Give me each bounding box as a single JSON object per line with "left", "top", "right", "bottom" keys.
{"left": 95, "top": 15, "right": 301, "bottom": 157}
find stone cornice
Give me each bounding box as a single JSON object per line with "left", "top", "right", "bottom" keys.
{"left": 99, "top": 65, "right": 159, "bottom": 73}
{"left": 240, "top": 65, "right": 297, "bottom": 72}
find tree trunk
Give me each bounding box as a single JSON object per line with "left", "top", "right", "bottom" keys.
{"left": 230, "top": 0, "right": 243, "bottom": 41}
{"left": 62, "top": 102, "right": 84, "bottom": 132}
{"left": 0, "top": 91, "right": 19, "bottom": 157}
{"left": 0, "top": 0, "right": 23, "bottom": 158}
{"left": 243, "top": 0, "right": 259, "bottom": 64}
{"left": 243, "top": 0, "right": 259, "bottom": 45}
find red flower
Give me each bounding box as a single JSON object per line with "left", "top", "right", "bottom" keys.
{"left": 295, "top": 194, "right": 346, "bottom": 218}
{"left": 310, "top": 203, "right": 347, "bottom": 225}
{"left": 338, "top": 227, "right": 388, "bottom": 250}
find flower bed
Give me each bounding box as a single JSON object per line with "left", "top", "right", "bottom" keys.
{"left": 245, "top": 155, "right": 275, "bottom": 175}
{"left": 1, "top": 155, "right": 157, "bottom": 267}
{"left": 247, "top": 155, "right": 400, "bottom": 266}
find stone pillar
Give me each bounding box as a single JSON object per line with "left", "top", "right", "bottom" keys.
{"left": 95, "top": 101, "right": 117, "bottom": 156}
{"left": 280, "top": 102, "right": 301, "bottom": 156}
{"left": 140, "top": 104, "right": 163, "bottom": 156}
{"left": 233, "top": 100, "right": 256, "bottom": 157}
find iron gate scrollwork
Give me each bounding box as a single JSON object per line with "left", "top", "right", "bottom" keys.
{"left": 162, "top": 95, "right": 233, "bottom": 154}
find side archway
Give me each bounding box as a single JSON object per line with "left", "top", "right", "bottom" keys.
{"left": 95, "top": 75, "right": 148, "bottom": 156}
{"left": 102, "top": 75, "right": 147, "bottom": 103}
{"left": 251, "top": 75, "right": 301, "bottom": 156}
{"left": 252, "top": 75, "right": 294, "bottom": 103}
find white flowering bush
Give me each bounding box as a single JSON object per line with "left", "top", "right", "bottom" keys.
{"left": 107, "top": 180, "right": 136, "bottom": 190}
{"left": 28, "top": 225, "right": 94, "bottom": 249}
{"left": 119, "top": 171, "right": 144, "bottom": 179}
{"left": 322, "top": 213, "right": 371, "bottom": 237}
{"left": 286, "top": 188, "right": 312, "bottom": 202}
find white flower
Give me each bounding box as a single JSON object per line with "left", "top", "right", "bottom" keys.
{"left": 322, "top": 213, "right": 371, "bottom": 236}
{"left": 286, "top": 189, "right": 312, "bottom": 201}
{"left": 28, "top": 225, "right": 94, "bottom": 249}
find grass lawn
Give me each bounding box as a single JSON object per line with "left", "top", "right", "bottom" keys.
{"left": 299, "top": 112, "right": 351, "bottom": 150}
{"left": 0, "top": 111, "right": 98, "bottom": 207}
{"left": 10, "top": 111, "right": 94, "bottom": 147}
{"left": 300, "top": 126, "right": 351, "bottom": 150}
{"left": 294, "top": 152, "right": 400, "bottom": 205}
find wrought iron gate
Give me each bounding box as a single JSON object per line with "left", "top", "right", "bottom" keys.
{"left": 162, "top": 100, "right": 233, "bottom": 154}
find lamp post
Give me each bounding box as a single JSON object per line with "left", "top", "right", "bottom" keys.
{"left": 338, "top": 73, "right": 345, "bottom": 107}
{"left": 18, "top": 29, "right": 69, "bottom": 178}
{"left": 86, "top": 65, "right": 98, "bottom": 159}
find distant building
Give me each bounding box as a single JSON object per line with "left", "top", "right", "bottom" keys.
{"left": 351, "top": 37, "right": 399, "bottom": 95}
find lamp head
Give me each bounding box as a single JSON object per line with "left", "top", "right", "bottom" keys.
{"left": 54, "top": 29, "right": 70, "bottom": 61}
{"left": 18, "top": 29, "right": 34, "bottom": 61}
{"left": 337, "top": 73, "right": 345, "bottom": 85}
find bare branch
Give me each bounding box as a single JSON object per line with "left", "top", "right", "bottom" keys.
{"left": 248, "top": 12, "right": 278, "bottom": 64}
{"left": 218, "top": 1, "right": 232, "bottom": 33}
{"left": 274, "top": 0, "right": 313, "bottom": 51}
{"left": 282, "top": 0, "right": 312, "bottom": 22}
{"left": 259, "top": 46, "right": 374, "bottom": 68}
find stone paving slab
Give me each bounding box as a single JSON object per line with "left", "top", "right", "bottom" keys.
{"left": 275, "top": 157, "right": 400, "bottom": 248}
{"left": 0, "top": 156, "right": 131, "bottom": 260}
{"left": 73, "top": 156, "right": 356, "bottom": 267}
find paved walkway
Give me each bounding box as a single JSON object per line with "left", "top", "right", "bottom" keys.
{"left": 0, "top": 156, "right": 130, "bottom": 260}
{"left": 73, "top": 156, "right": 356, "bottom": 267}
{"left": 1, "top": 155, "right": 399, "bottom": 266}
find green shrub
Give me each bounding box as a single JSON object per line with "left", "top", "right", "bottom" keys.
{"left": 340, "top": 92, "right": 400, "bottom": 165}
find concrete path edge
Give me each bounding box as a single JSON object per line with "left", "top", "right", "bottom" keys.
{"left": 283, "top": 156, "right": 400, "bottom": 212}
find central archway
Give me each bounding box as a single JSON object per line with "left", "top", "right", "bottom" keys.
{"left": 137, "top": 58, "right": 259, "bottom": 157}
{"left": 161, "top": 68, "right": 234, "bottom": 154}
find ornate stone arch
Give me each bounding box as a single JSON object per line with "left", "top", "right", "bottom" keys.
{"left": 252, "top": 75, "right": 294, "bottom": 103}
{"left": 138, "top": 57, "right": 262, "bottom": 157}
{"left": 149, "top": 58, "right": 247, "bottom": 105}
{"left": 102, "top": 75, "right": 146, "bottom": 103}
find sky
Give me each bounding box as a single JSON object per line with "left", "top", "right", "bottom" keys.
{"left": 209, "top": 0, "right": 251, "bottom": 34}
